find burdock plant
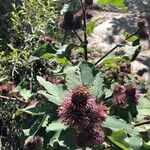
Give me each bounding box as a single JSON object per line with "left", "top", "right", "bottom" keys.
{"left": 58, "top": 85, "right": 108, "bottom": 147}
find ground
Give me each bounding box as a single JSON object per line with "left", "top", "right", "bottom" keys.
{"left": 87, "top": 0, "right": 150, "bottom": 82}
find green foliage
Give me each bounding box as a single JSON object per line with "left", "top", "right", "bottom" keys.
{"left": 11, "top": 0, "right": 59, "bottom": 50}
{"left": 1, "top": 0, "right": 150, "bottom": 149}
{"left": 86, "top": 20, "right": 97, "bottom": 35}
{"left": 97, "top": 0, "right": 127, "bottom": 10}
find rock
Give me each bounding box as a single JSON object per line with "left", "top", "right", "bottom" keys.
{"left": 94, "top": 0, "right": 150, "bottom": 12}
{"left": 131, "top": 50, "right": 150, "bottom": 83}
{"left": 88, "top": 11, "right": 150, "bottom": 52}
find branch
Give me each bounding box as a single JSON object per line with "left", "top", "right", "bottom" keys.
{"left": 134, "top": 120, "right": 150, "bottom": 127}
{"left": 80, "top": 0, "right": 88, "bottom": 61}
{"left": 0, "top": 95, "right": 29, "bottom": 105}
{"left": 73, "top": 30, "right": 83, "bottom": 43}
{"left": 94, "top": 28, "right": 142, "bottom": 66}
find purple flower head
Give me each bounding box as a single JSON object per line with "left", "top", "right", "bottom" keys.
{"left": 77, "top": 125, "right": 105, "bottom": 147}
{"left": 112, "top": 85, "right": 128, "bottom": 108}
{"left": 58, "top": 85, "right": 96, "bottom": 127}
{"left": 23, "top": 136, "right": 43, "bottom": 150}
{"left": 112, "top": 84, "right": 140, "bottom": 108}
{"left": 125, "top": 84, "right": 140, "bottom": 104}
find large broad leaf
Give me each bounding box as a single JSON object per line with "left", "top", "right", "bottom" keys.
{"left": 108, "top": 130, "right": 130, "bottom": 150}
{"left": 97, "top": 0, "right": 126, "bottom": 10}
{"left": 79, "top": 62, "right": 94, "bottom": 86}
{"left": 46, "top": 120, "right": 67, "bottom": 132}
{"left": 137, "top": 94, "right": 150, "bottom": 118}
{"left": 103, "top": 116, "right": 143, "bottom": 150}
{"left": 37, "top": 76, "right": 65, "bottom": 105}
{"left": 64, "top": 65, "right": 82, "bottom": 88}
{"left": 90, "top": 74, "right": 104, "bottom": 99}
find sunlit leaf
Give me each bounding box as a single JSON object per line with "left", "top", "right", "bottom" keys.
{"left": 86, "top": 20, "right": 97, "bottom": 35}
{"left": 108, "top": 130, "right": 130, "bottom": 150}
{"left": 79, "top": 62, "right": 94, "bottom": 86}
{"left": 64, "top": 65, "right": 82, "bottom": 88}
{"left": 46, "top": 120, "right": 67, "bottom": 132}
{"left": 37, "top": 76, "right": 65, "bottom": 105}
{"left": 97, "top": 0, "right": 126, "bottom": 10}
{"left": 90, "top": 74, "right": 104, "bottom": 99}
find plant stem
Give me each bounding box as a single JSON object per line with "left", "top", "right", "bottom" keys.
{"left": 0, "top": 95, "right": 29, "bottom": 105}
{"left": 73, "top": 30, "right": 83, "bottom": 43}
{"left": 94, "top": 28, "right": 142, "bottom": 66}
{"left": 80, "top": 0, "right": 88, "bottom": 61}
{"left": 134, "top": 120, "right": 150, "bottom": 127}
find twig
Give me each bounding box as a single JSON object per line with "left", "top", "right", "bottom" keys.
{"left": 80, "top": 0, "right": 88, "bottom": 61}
{"left": 30, "top": 62, "right": 34, "bottom": 92}
{"left": 94, "top": 28, "right": 142, "bottom": 66}
{"left": 0, "top": 95, "right": 29, "bottom": 105}
{"left": 73, "top": 30, "right": 83, "bottom": 43}
{"left": 134, "top": 120, "right": 150, "bottom": 127}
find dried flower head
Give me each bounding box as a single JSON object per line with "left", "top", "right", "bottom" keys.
{"left": 112, "top": 85, "right": 128, "bottom": 108}
{"left": 58, "top": 85, "right": 108, "bottom": 127}
{"left": 125, "top": 84, "right": 140, "bottom": 104}
{"left": 58, "top": 85, "right": 95, "bottom": 127}
{"left": 77, "top": 125, "right": 105, "bottom": 147}
{"left": 23, "top": 136, "right": 43, "bottom": 150}
{"left": 137, "top": 18, "right": 147, "bottom": 29}
{"left": 44, "top": 75, "right": 65, "bottom": 84}
{"left": 59, "top": 11, "right": 74, "bottom": 30}
{"left": 120, "top": 62, "right": 131, "bottom": 74}
{"left": 84, "top": 0, "right": 93, "bottom": 6}
{"left": 38, "top": 36, "right": 55, "bottom": 45}
{"left": 112, "top": 84, "right": 140, "bottom": 108}
{"left": 0, "top": 82, "right": 14, "bottom": 96}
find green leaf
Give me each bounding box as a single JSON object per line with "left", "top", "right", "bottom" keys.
{"left": 102, "top": 116, "right": 139, "bottom": 135}
{"left": 33, "top": 43, "right": 56, "bottom": 57}
{"left": 122, "top": 45, "right": 141, "bottom": 61}
{"left": 27, "top": 55, "right": 39, "bottom": 63}
{"left": 143, "top": 141, "right": 150, "bottom": 150}
{"left": 13, "top": 81, "right": 32, "bottom": 100}
{"left": 128, "top": 136, "right": 143, "bottom": 150}
{"left": 46, "top": 120, "right": 67, "bottom": 132}
{"left": 22, "top": 116, "right": 46, "bottom": 136}
{"left": 86, "top": 20, "right": 96, "bottom": 35}
{"left": 103, "top": 116, "right": 143, "bottom": 150}
{"left": 79, "top": 62, "right": 94, "bottom": 86}
{"left": 20, "top": 89, "right": 32, "bottom": 100}
{"left": 97, "top": 0, "right": 126, "bottom": 10}
{"left": 37, "top": 76, "right": 65, "bottom": 105}
{"left": 56, "top": 43, "right": 76, "bottom": 58}
{"left": 15, "top": 103, "right": 45, "bottom": 116}
{"left": 0, "top": 77, "right": 8, "bottom": 83}
{"left": 64, "top": 65, "right": 82, "bottom": 88}
{"left": 137, "top": 94, "right": 150, "bottom": 118}
{"left": 90, "top": 74, "right": 104, "bottom": 99}
{"left": 124, "top": 32, "right": 139, "bottom": 43}
{"left": 41, "top": 53, "right": 55, "bottom": 59}
{"left": 13, "top": 80, "right": 29, "bottom": 92}
{"left": 38, "top": 90, "right": 63, "bottom": 105}
{"left": 108, "top": 130, "right": 130, "bottom": 150}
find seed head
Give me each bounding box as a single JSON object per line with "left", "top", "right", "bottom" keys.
{"left": 112, "top": 84, "right": 140, "bottom": 108}
{"left": 112, "top": 85, "right": 128, "bottom": 108}
{"left": 23, "top": 136, "right": 43, "bottom": 150}
{"left": 125, "top": 84, "right": 140, "bottom": 104}
{"left": 77, "top": 125, "right": 105, "bottom": 147}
